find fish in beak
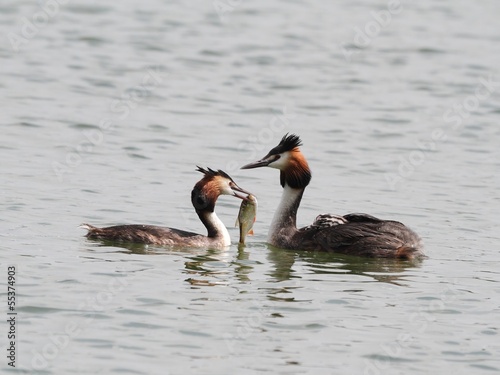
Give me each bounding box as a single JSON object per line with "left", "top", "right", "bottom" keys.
{"left": 230, "top": 181, "right": 252, "bottom": 200}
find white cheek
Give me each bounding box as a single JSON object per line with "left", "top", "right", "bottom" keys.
{"left": 220, "top": 183, "right": 234, "bottom": 195}
{"left": 269, "top": 152, "right": 290, "bottom": 170}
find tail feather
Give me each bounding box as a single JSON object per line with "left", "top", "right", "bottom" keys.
{"left": 79, "top": 223, "right": 97, "bottom": 230}
{"left": 79, "top": 224, "right": 100, "bottom": 238}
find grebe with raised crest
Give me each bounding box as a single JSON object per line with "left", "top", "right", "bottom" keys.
{"left": 241, "top": 134, "right": 424, "bottom": 259}
{"left": 81, "top": 167, "right": 251, "bottom": 248}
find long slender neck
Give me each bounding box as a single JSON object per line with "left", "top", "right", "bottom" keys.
{"left": 197, "top": 209, "right": 231, "bottom": 246}
{"left": 269, "top": 149, "right": 311, "bottom": 238}
{"left": 268, "top": 184, "right": 305, "bottom": 239}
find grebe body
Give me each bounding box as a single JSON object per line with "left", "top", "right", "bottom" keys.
{"left": 82, "top": 167, "right": 250, "bottom": 248}
{"left": 242, "top": 134, "right": 423, "bottom": 259}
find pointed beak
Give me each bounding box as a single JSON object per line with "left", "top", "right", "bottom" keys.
{"left": 241, "top": 159, "right": 270, "bottom": 169}
{"left": 241, "top": 154, "right": 278, "bottom": 169}
{"left": 230, "top": 183, "right": 252, "bottom": 200}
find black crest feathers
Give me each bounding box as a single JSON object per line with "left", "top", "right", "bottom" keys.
{"left": 269, "top": 133, "right": 303, "bottom": 155}
{"left": 196, "top": 166, "right": 233, "bottom": 181}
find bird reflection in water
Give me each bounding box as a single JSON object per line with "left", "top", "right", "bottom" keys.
{"left": 183, "top": 248, "right": 233, "bottom": 287}
{"left": 84, "top": 240, "right": 233, "bottom": 286}
{"left": 266, "top": 245, "right": 424, "bottom": 286}
{"left": 83, "top": 240, "right": 423, "bottom": 287}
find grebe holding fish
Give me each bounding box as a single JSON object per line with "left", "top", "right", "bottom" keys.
{"left": 82, "top": 167, "right": 252, "bottom": 248}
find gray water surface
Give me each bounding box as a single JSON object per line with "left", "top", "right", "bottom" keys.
{"left": 2, "top": 1, "right": 500, "bottom": 374}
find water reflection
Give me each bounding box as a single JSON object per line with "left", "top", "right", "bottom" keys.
{"left": 182, "top": 245, "right": 260, "bottom": 285}
{"left": 85, "top": 239, "right": 226, "bottom": 256}
{"left": 183, "top": 248, "right": 232, "bottom": 285}
{"left": 233, "top": 244, "right": 252, "bottom": 282}
{"left": 83, "top": 239, "right": 423, "bottom": 287}
{"left": 266, "top": 245, "right": 424, "bottom": 286}
{"left": 266, "top": 245, "right": 298, "bottom": 282}
{"left": 83, "top": 238, "right": 159, "bottom": 255}
{"left": 84, "top": 239, "right": 235, "bottom": 286}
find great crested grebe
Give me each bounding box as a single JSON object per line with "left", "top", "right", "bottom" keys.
{"left": 241, "top": 134, "right": 424, "bottom": 259}
{"left": 81, "top": 167, "right": 251, "bottom": 248}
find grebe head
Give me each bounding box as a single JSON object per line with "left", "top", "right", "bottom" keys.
{"left": 241, "top": 134, "right": 311, "bottom": 189}
{"left": 192, "top": 167, "right": 250, "bottom": 212}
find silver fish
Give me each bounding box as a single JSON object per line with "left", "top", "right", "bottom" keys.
{"left": 235, "top": 194, "right": 258, "bottom": 244}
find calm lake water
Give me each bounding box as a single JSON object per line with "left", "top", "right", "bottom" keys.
{"left": 2, "top": 0, "right": 500, "bottom": 374}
